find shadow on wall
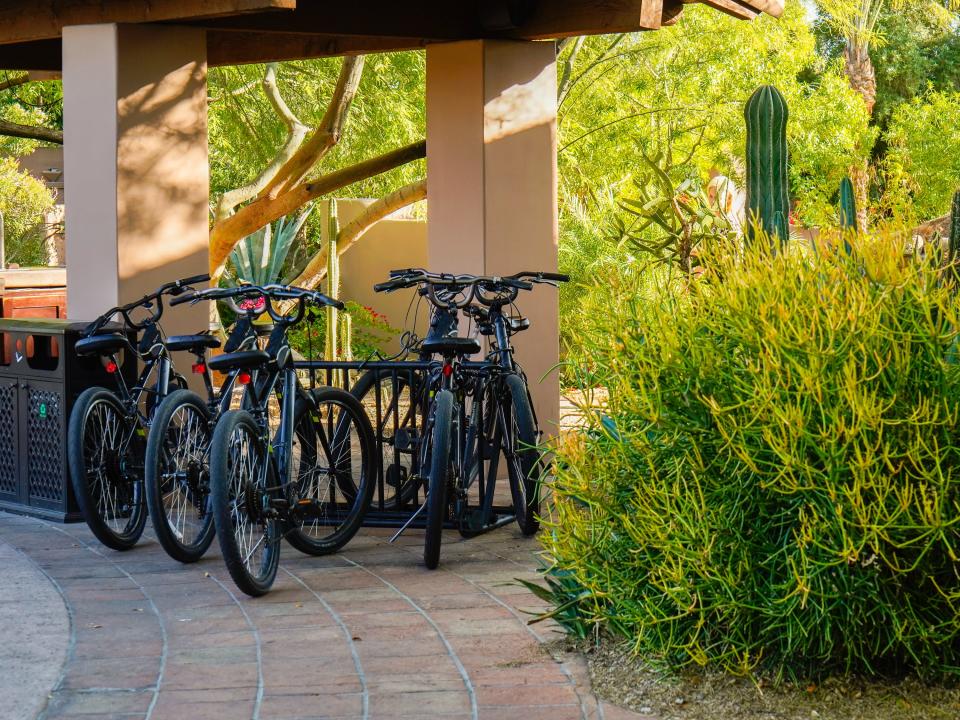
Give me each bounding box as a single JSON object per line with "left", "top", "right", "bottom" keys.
{"left": 322, "top": 199, "right": 428, "bottom": 355}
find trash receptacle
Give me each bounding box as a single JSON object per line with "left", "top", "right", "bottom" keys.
{"left": 0, "top": 318, "right": 134, "bottom": 522}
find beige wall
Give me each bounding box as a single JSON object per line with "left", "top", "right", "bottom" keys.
{"left": 63, "top": 24, "right": 209, "bottom": 339}
{"left": 426, "top": 40, "right": 560, "bottom": 433}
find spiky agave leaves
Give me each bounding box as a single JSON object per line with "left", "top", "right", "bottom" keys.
{"left": 229, "top": 204, "right": 315, "bottom": 286}
{"left": 745, "top": 85, "right": 790, "bottom": 249}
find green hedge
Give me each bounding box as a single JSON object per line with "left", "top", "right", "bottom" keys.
{"left": 544, "top": 238, "right": 960, "bottom": 680}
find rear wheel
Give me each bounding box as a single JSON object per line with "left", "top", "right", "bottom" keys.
{"left": 504, "top": 374, "right": 542, "bottom": 536}
{"left": 68, "top": 387, "right": 146, "bottom": 550}
{"left": 283, "top": 388, "right": 375, "bottom": 555}
{"left": 424, "top": 390, "right": 454, "bottom": 570}
{"left": 145, "top": 390, "right": 215, "bottom": 563}
{"left": 210, "top": 410, "right": 280, "bottom": 597}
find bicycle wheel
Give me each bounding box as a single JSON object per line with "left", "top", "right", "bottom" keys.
{"left": 424, "top": 389, "right": 454, "bottom": 569}
{"left": 144, "top": 389, "right": 215, "bottom": 563}
{"left": 209, "top": 410, "right": 280, "bottom": 597}
{"left": 350, "top": 369, "right": 421, "bottom": 509}
{"left": 504, "top": 373, "right": 542, "bottom": 536}
{"left": 68, "top": 387, "right": 147, "bottom": 550}
{"left": 284, "top": 388, "right": 376, "bottom": 556}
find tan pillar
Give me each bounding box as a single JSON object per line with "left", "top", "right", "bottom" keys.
{"left": 426, "top": 40, "right": 560, "bottom": 432}
{"left": 63, "top": 24, "right": 209, "bottom": 338}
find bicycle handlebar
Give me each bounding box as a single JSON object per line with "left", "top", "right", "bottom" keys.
{"left": 83, "top": 273, "right": 211, "bottom": 337}
{"left": 171, "top": 283, "right": 344, "bottom": 326}
{"left": 374, "top": 268, "right": 565, "bottom": 309}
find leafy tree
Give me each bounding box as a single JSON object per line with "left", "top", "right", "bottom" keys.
{"left": 0, "top": 156, "right": 55, "bottom": 264}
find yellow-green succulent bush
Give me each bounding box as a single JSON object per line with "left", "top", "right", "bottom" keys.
{"left": 543, "top": 235, "right": 960, "bottom": 680}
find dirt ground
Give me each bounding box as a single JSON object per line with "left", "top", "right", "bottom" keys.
{"left": 569, "top": 638, "right": 960, "bottom": 720}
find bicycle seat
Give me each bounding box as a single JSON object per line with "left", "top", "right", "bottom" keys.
{"left": 420, "top": 336, "right": 482, "bottom": 356}
{"left": 507, "top": 317, "right": 530, "bottom": 333}
{"left": 165, "top": 334, "right": 221, "bottom": 353}
{"left": 207, "top": 350, "right": 270, "bottom": 372}
{"left": 74, "top": 333, "right": 129, "bottom": 357}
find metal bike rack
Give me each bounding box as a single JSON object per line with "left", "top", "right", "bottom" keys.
{"left": 295, "top": 359, "right": 517, "bottom": 533}
{"left": 0, "top": 318, "right": 135, "bottom": 522}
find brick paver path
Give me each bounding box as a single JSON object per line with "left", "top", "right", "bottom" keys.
{"left": 0, "top": 512, "right": 646, "bottom": 720}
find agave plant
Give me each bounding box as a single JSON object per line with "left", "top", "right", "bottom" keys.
{"left": 229, "top": 205, "right": 314, "bottom": 285}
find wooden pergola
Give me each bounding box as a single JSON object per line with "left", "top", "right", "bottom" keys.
{"left": 0, "top": 0, "right": 780, "bottom": 427}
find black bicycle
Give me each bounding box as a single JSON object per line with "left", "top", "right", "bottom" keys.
{"left": 177, "top": 284, "right": 376, "bottom": 596}
{"left": 372, "top": 269, "right": 567, "bottom": 568}
{"left": 143, "top": 306, "right": 262, "bottom": 563}
{"left": 67, "top": 274, "right": 209, "bottom": 551}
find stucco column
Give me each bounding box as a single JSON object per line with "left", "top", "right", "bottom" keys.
{"left": 63, "top": 24, "right": 209, "bottom": 337}
{"left": 426, "top": 40, "right": 560, "bottom": 433}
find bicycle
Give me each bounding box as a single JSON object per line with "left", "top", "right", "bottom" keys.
{"left": 143, "top": 307, "right": 261, "bottom": 563}
{"left": 372, "top": 269, "right": 567, "bottom": 568}
{"left": 176, "top": 284, "right": 376, "bottom": 596}
{"left": 67, "top": 273, "right": 209, "bottom": 551}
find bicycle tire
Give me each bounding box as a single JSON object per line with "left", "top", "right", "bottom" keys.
{"left": 144, "top": 389, "right": 216, "bottom": 563}
{"left": 424, "top": 389, "right": 454, "bottom": 569}
{"left": 283, "top": 387, "right": 376, "bottom": 555}
{"left": 504, "top": 373, "right": 542, "bottom": 536}
{"left": 68, "top": 387, "right": 147, "bottom": 550}
{"left": 209, "top": 409, "right": 281, "bottom": 597}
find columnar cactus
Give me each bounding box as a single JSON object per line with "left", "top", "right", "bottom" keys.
{"left": 745, "top": 85, "right": 790, "bottom": 247}
{"left": 950, "top": 189, "right": 960, "bottom": 266}
{"left": 839, "top": 177, "right": 857, "bottom": 232}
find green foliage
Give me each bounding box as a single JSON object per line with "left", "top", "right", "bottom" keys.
{"left": 287, "top": 301, "right": 399, "bottom": 361}
{"left": 612, "top": 151, "right": 735, "bottom": 273}
{"left": 543, "top": 237, "right": 960, "bottom": 680}
{"left": 839, "top": 176, "right": 858, "bottom": 230}
{"left": 229, "top": 206, "right": 314, "bottom": 285}
{"left": 881, "top": 90, "right": 960, "bottom": 223}
{"left": 0, "top": 157, "right": 55, "bottom": 264}
{"left": 951, "top": 189, "right": 960, "bottom": 265}
{"left": 745, "top": 85, "right": 791, "bottom": 246}
{"left": 0, "top": 76, "right": 62, "bottom": 157}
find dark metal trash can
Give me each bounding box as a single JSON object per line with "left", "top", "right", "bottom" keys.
{"left": 0, "top": 318, "right": 134, "bottom": 522}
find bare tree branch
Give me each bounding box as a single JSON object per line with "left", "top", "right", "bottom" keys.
{"left": 214, "top": 63, "right": 309, "bottom": 222}
{"left": 558, "top": 36, "right": 585, "bottom": 103}
{"left": 210, "top": 139, "right": 426, "bottom": 279}
{"left": 0, "top": 119, "right": 62, "bottom": 144}
{"left": 260, "top": 56, "right": 366, "bottom": 200}
{"left": 291, "top": 179, "right": 427, "bottom": 290}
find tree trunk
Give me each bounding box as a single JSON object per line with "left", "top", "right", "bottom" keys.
{"left": 844, "top": 40, "right": 875, "bottom": 231}
{"left": 0, "top": 119, "right": 62, "bottom": 144}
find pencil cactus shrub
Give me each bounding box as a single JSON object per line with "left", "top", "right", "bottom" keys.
{"left": 539, "top": 233, "right": 960, "bottom": 680}
{"left": 744, "top": 85, "right": 790, "bottom": 248}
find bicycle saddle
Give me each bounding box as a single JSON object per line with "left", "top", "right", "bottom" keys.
{"left": 207, "top": 350, "right": 270, "bottom": 372}
{"left": 164, "top": 334, "right": 221, "bottom": 353}
{"left": 75, "top": 333, "right": 128, "bottom": 357}
{"left": 420, "top": 336, "right": 482, "bottom": 356}
{"left": 507, "top": 317, "right": 530, "bottom": 333}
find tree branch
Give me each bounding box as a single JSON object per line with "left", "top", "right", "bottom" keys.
{"left": 0, "top": 73, "right": 29, "bottom": 93}
{"left": 213, "top": 63, "right": 309, "bottom": 222}
{"left": 260, "top": 55, "right": 366, "bottom": 200}
{"left": 209, "top": 138, "right": 426, "bottom": 279}
{"left": 291, "top": 178, "right": 427, "bottom": 290}
{"left": 0, "top": 119, "right": 62, "bottom": 144}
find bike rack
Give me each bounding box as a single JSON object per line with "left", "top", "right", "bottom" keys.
{"left": 294, "top": 359, "right": 517, "bottom": 534}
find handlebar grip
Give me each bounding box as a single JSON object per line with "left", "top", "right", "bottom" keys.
{"left": 388, "top": 268, "right": 421, "bottom": 278}
{"left": 169, "top": 292, "right": 196, "bottom": 307}
{"left": 374, "top": 279, "right": 412, "bottom": 293}
{"left": 500, "top": 278, "right": 534, "bottom": 290}
{"left": 177, "top": 273, "right": 210, "bottom": 287}
{"left": 513, "top": 271, "right": 570, "bottom": 282}
{"left": 313, "top": 292, "right": 345, "bottom": 311}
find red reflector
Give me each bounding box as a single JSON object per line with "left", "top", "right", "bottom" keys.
{"left": 238, "top": 371, "right": 251, "bottom": 385}
{"left": 105, "top": 361, "right": 118, "bottom": 374}
{"left": 442, "top": 363, "right": 453, "bottom": 377}
{"left": 192, "top": 362, "right": 206, "bottom": 374}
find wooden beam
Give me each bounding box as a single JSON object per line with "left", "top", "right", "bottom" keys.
{"left": 690, "top": 0, "right": 760, "bottom": 20}
{"left": 0, "top": 39, "right": 61, "bottom": 72}
{"left": 505, "top": 0, "right": 663, "bottom": 38}
{"left": 206, "top": 31, "right": 428, "bottom": 66}
{"left": 0, "top": 0, "right": 295, "bottom": 45}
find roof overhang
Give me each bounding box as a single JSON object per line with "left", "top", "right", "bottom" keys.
{"left": 0, "top": 0, "right": 783, "bottom": 70}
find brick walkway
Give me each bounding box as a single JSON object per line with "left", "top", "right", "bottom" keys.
{"left": 0, "top": 512, "right": 645, "bottom": 720}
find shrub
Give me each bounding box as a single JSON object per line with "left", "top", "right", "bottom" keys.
{"left": 542, "top": 236, "right": 960, "bottom": 680}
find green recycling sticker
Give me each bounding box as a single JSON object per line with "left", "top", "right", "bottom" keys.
{"left": 38, "top": 402, "right": 47, "bottom": 419}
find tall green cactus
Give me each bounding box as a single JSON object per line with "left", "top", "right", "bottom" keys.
{"left": 745, "top": 85, "right": 790, "bottom": 247}
{"left": 950, "top": 189, "right": 960, "bottom": 267}
{"left": 839, "top": 177, "right": 857, "bottom": 232}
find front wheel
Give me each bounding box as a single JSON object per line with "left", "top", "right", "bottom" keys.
{"left": 504, "top": 374, "right": 542, "bottom": 536}
{"left": 209, "top": 410, "right": 280, "bottom": 597}
{"left": 283, "top": 388, "right": 376, "bottom": 556}
{"left": 144, "top": 389, "right": 215, "bottom": 563}
{"left": 424, "top": 390, "right": 454, "bottom": 569}
{"left": 68, "top": 387, "right": 146, "bottom": 550}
